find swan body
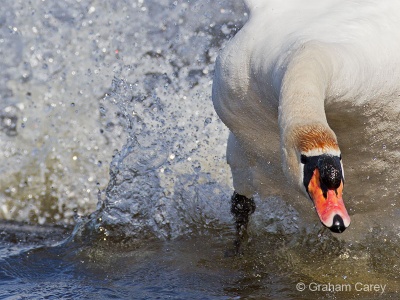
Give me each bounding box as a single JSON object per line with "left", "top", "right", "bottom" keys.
{"left": 212, "top": 0, "right": 400, "bottom": 234}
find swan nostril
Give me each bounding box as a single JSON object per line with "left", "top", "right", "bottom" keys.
{"left": 329, "top": 214, "right": 346, "bottom": 233}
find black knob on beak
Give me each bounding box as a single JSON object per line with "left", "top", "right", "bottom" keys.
{"left": 329, "top": 214, "right": 346, "bottom": 233}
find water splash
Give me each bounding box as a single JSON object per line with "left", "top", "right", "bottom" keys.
{"left": 0, "top": 0, "right": 247, "bottom": 225}
{"left": 72, "top": 74, "right": 234, "bottom": 242}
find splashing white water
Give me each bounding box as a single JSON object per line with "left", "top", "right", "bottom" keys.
{"left": 0, "top": 0, "right": 246, "bottom": 226}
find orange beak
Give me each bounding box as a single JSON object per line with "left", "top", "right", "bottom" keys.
{"left": 307, "top": 168, "right": 350, "bottom": 232}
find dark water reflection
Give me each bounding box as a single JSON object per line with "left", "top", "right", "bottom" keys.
{"left": 0, "top": 222, "right": 397, "bottom": 299}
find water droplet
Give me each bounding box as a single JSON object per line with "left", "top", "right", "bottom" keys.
{"left": 204, "top": 117, "right": 212, "bottom": 126}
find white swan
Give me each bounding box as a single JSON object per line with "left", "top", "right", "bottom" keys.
{"left": 212, "top": 0, "right": 400, "bottom": 238}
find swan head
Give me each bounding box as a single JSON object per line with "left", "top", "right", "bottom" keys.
{"left": 301, "top": 153, "right": 350, "bottom": 233}
{"left": 284, "top": 124, "right": 351, "bottom": 233}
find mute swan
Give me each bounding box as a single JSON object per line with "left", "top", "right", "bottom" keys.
{"left": 212, "top": 0, "right": 400, "bottom": 243}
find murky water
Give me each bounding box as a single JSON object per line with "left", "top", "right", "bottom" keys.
{"left": 0, "top": 0, "right": 400, "bottom": 299}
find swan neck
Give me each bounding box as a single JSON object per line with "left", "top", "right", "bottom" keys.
{"left": 278, "top": 43, "right": 339, "bottom": 186}
{"left": 279, "top": 42, "right": 333, "bottom": 132}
